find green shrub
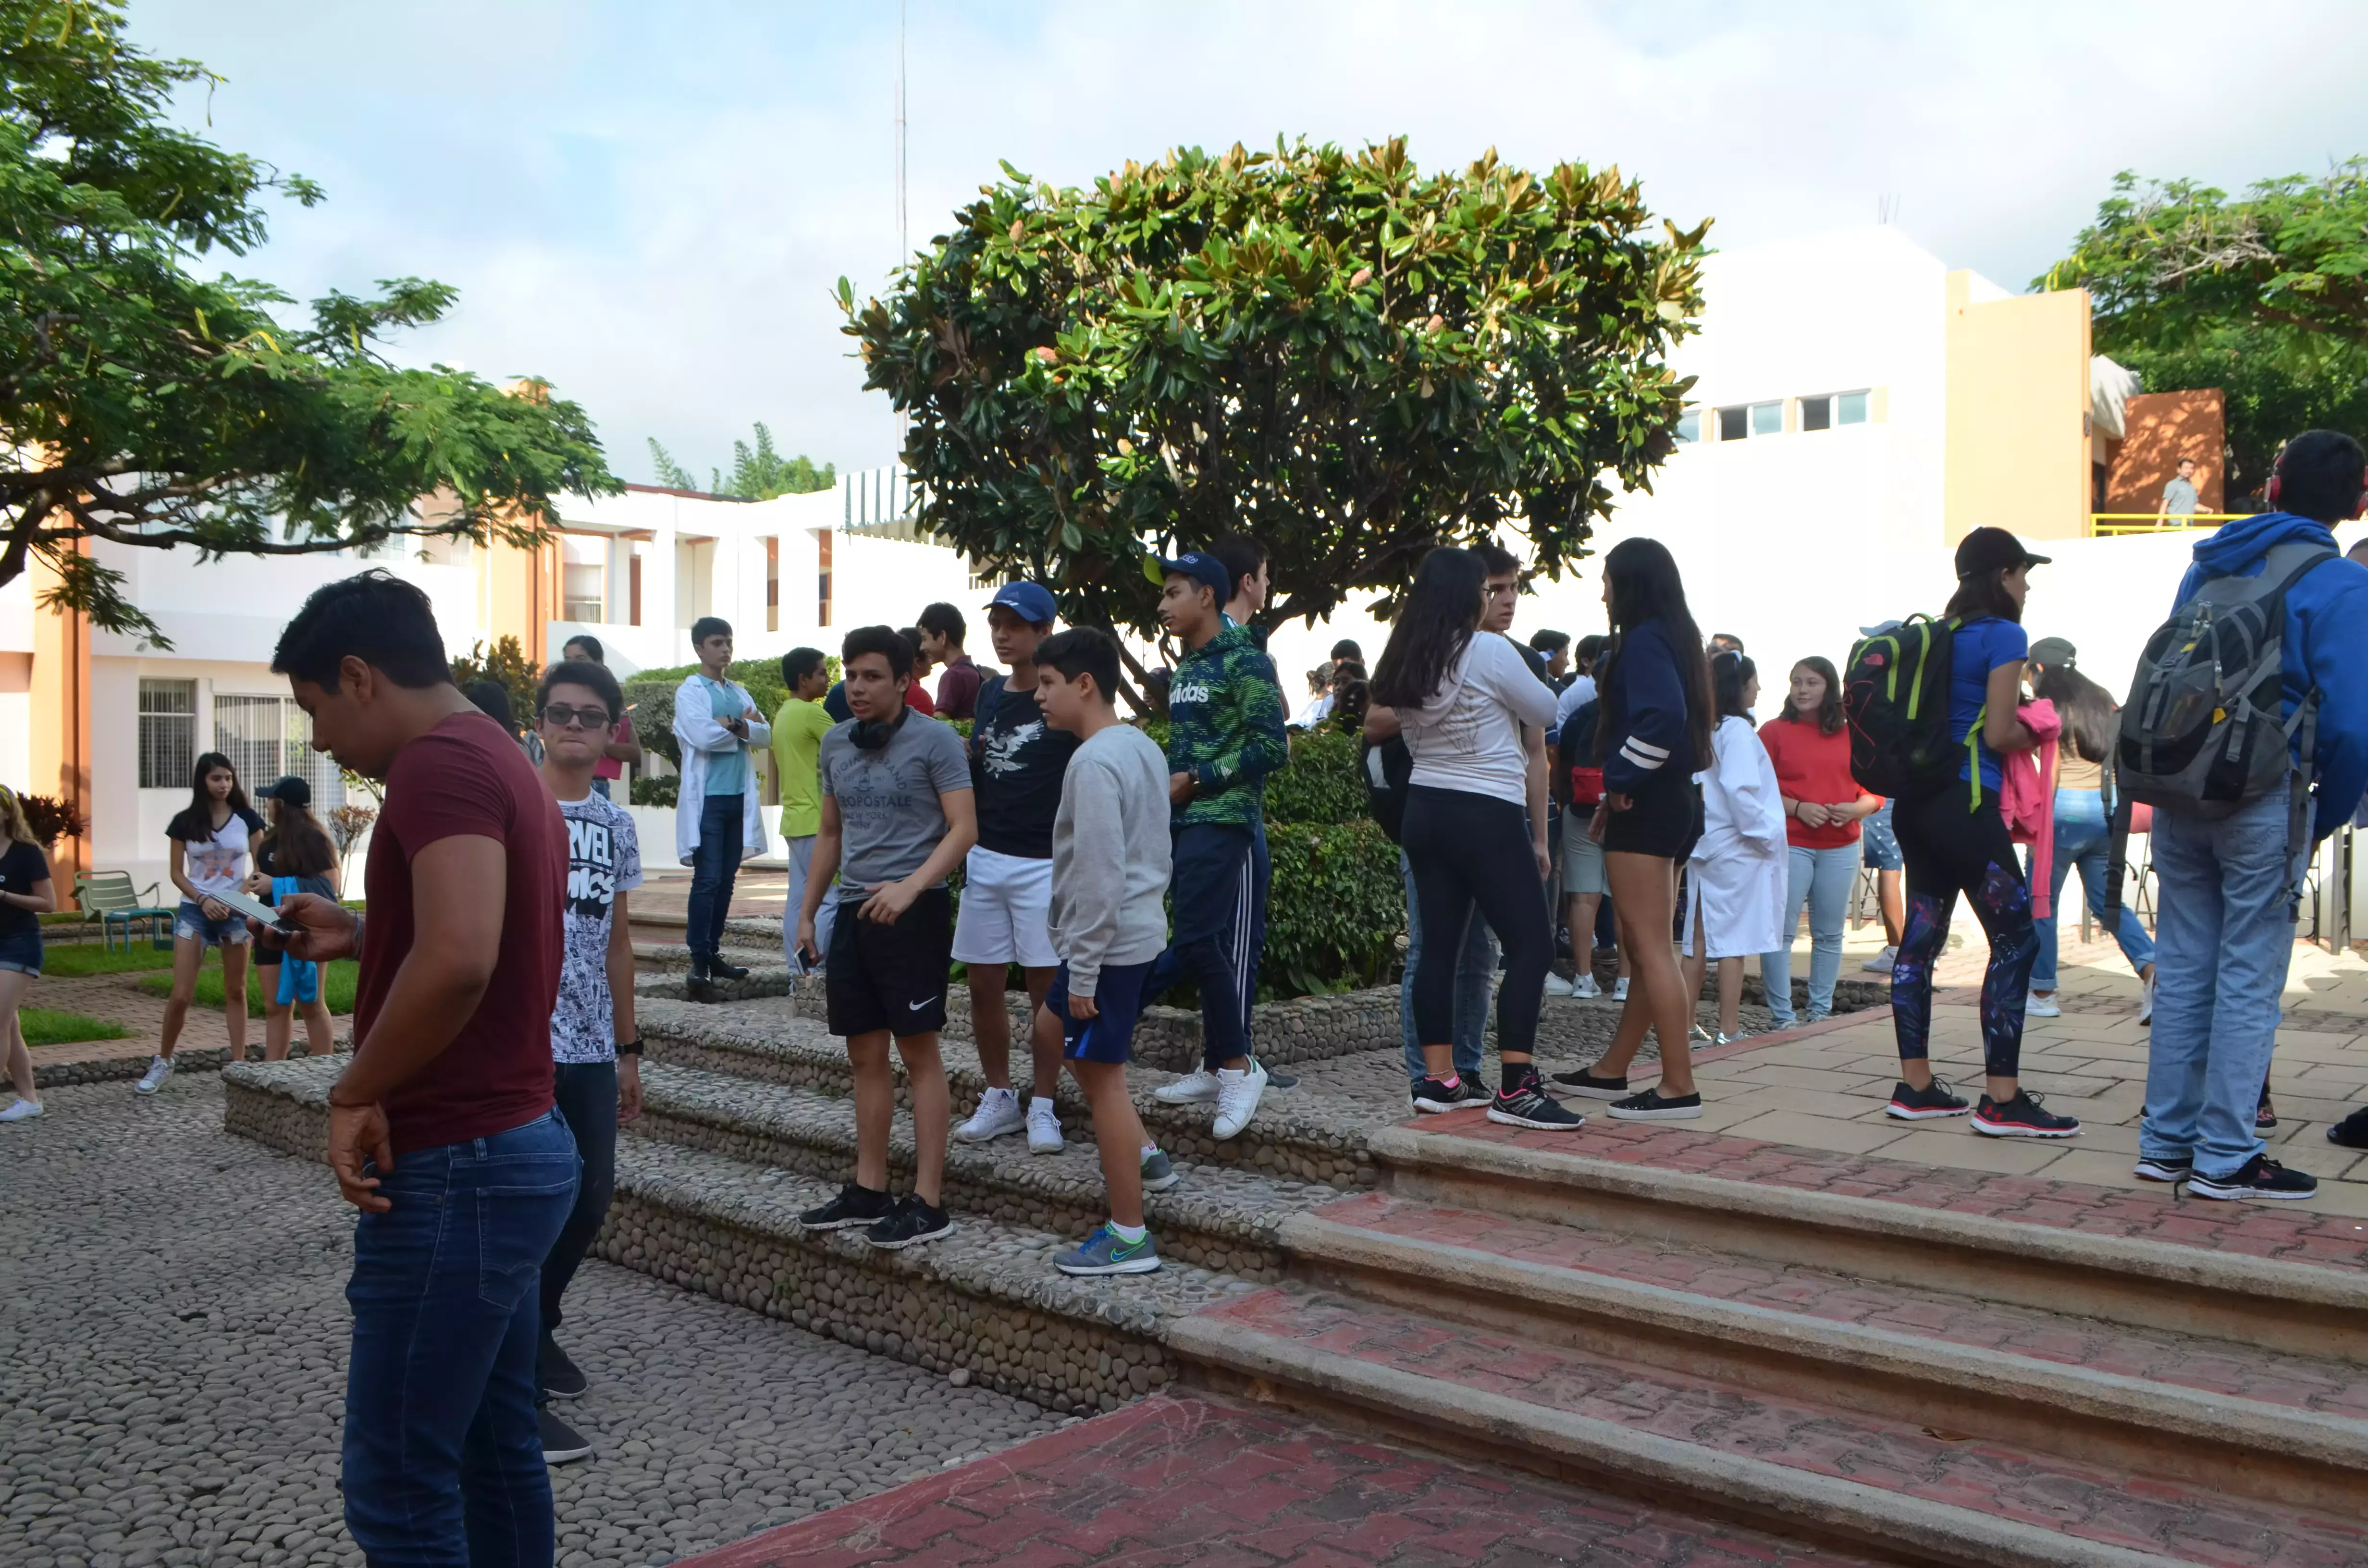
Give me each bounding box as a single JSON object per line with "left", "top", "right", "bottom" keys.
{"left": 629, "top": 775, "right": 678, "bottom": 807}
{"left": 1259, "top": 818, "right": 1403, "bottom": 998}
{"left": 1264, "top": 726, "right": 1366, "bottom": 826}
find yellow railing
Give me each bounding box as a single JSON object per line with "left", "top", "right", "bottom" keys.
{"left": 2089, "top": 512, "right": 2249, "bottom": 537}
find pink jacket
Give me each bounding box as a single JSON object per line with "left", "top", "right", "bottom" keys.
{"left": 1998, "top": 698, "right": 2061, "bottom": 919}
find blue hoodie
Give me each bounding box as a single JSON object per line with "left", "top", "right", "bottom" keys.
{"left": 2173, "top": 513, "right": 2368, "bottom": 840}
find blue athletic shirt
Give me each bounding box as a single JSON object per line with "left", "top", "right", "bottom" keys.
{"left": 1949, "top": 617, "right": 2027, "bottom": 791}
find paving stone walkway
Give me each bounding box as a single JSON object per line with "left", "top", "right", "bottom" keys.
{"left": 0, "top": 1076, "right": 1064, "bottom": 1567}
{"left": 677, "top": 1391, "right": 1877, "bottom": 1567}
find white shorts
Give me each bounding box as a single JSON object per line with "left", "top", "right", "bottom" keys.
{"left": 950, "top": 845, "right": 1058, "bottom": 969}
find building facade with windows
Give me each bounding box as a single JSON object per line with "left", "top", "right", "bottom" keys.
{"left": 16, "top": 468, "right": 975, "bottom": 894}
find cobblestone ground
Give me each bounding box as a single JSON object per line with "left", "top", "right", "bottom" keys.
{"left": 0, "top": 1077, "right": 1062, "bottom": 1568}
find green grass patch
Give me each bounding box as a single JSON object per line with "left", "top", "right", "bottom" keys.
{"left": 23, "top": 1007, "right": 131, "bottom": 1045}
{"left": 136, "top": 957, "right": 359, "bottom": 1016}
{"left": 40, "top": 942, "right": 182, "bottom": 977}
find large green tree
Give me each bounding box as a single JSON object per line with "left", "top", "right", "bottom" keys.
{"left": 2043, "top": 160, "right": 2368, "bottom": 501}
{"left": 841, "top": 137, "right": 1707, "bottom": 668}
{"left": 0, "top": 0, "right": 617, "bottom": 644}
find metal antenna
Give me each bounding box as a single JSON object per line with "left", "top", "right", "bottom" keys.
{"left": 895, "top": 0, "right": 908, "bottom": 263}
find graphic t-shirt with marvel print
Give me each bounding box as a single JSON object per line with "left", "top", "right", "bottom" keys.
{"left": 551, "top": 792, "right": 643, "bottom": 1065}
{"left": 970, "top": 673, "right": 1078, "bottom": 859}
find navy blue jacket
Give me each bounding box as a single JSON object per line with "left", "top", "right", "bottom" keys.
{"left": 1600, "top": 617, "right": 1698, "bottom": 796}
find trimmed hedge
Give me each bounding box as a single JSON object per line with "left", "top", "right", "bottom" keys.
{"left": 1256, "top": 723, "right": 1402, "bottom": 998}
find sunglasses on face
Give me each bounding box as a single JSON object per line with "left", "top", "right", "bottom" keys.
{"left": 539, "top": 704, "right": 615, "bottom": 730}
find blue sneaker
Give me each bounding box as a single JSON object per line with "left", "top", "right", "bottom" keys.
{"left": 1055, "top": 1224, "right": 1161, "bottom": 1276}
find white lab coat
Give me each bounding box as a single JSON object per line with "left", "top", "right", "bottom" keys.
{"left": 1682, "top": 715, "right": 1788, "bottom": 960}
{"left": 672, "top": 673, "right": 773, "bottom": 867}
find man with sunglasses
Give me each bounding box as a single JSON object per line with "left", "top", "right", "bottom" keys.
{"left": 528, "top": 658, "right": 644, "bottom": 1462}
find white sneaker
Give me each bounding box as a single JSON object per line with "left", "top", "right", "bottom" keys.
{"left": 1573, "top": 972, "right": 1602, "bottom": 998}
{"left": 1542, "top": 973, "right": 1578, "bottom": 998}
{"left": 1211, "top": 1061, "right": 1268, "bottom": 1141}
{"left": 0, "top": 1097, "right": 42, "bottom": 1122}
{"left": 133, "top": 1056, "right": 173, "bottom": 1096}
{"left": 1026, "top": 1101, "right": 1064, "bottom": 1155}
{"left": 1862, "top": 945, "right": 1898, "bottom": 974}
{"left": 1155, "top": 1066, "right": 1222, "bottom": 1104}
{"left": 2025, "top": 992, "right": 2061, "bottom": 1018}
{"left": 1611, "top": 978, "right": 1630, "bottom": 1002}
{"left": 954, "top": 1087, "right": 1026, "bottom": 1143}
{"left": 2138, "top": 973, "right": 2156, "bottom": 1027}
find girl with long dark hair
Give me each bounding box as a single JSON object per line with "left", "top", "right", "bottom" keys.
{"left": 138, "top": 752, "right": 266, "bottom": 1094}
{"left": 1373, "top": 546, "right": 1579, "bottom": 1129}
{"left": 1680, "top": 653, "right": 1787, "bottom": 1043}
{"left": 0, "top": 785, "right": 57, "bottom": 1124}
{"left": 2024, "top": 644, "right": 2156, "bottom": 1022}
{"left": 246, "top": 777, "right": 342, "bottom": 1062}
{"left": 1758, "top": 654, "right": 1882, "bottom": 1027}
{"left": 1882, "top": 527, "right": 2079, "bottom": 1137}
{"left": 1551, "top": 537, "right": 1714, "bottom": 1120}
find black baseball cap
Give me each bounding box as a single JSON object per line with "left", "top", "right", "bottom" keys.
{"left": 257, "top": 775, "right": 311, "bottom": 808}
{"left": 1954, "top": 527, "right": 2051, "bottom": 580}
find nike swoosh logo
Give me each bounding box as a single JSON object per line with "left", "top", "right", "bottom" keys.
{"left": 908, "top": 1000, "right": 932, "bottom": 1011}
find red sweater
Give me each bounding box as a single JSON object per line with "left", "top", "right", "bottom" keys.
{"left": 1758, "top": 716, "right": 1869, "bottom": 849}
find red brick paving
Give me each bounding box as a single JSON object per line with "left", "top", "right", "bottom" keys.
{"left": 1413, "top": 1113, "right": 2368, "bottom": 1272}
{"left": 676, "top": 1392, "right": 1876, "bottom": 1567}
{"left": 1194, "top": 1289, "right": 2368, "bottom": 1568}
{"left": 1307, "top": 1191, "right": 2368, "bottom": 1417}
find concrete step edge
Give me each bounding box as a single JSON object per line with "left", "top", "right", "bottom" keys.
{"left": 1165, "top": 1313, "right": 2185, "bottom": 1568}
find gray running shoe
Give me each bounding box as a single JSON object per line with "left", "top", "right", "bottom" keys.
{"left": 1055, "top": 1224, "right": 1160, "bottom": 1276}
{"left": 1140, "top": 1149, "right": 1180, "bottom": 1192}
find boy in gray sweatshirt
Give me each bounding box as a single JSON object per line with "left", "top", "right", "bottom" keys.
{"left": 1028, "top": 627, "right": 1176, "bottom": 1276}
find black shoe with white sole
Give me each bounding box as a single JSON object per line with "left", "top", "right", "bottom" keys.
{"left": 2189, "top": 1154, "right": 2317, "bottom": 1201}
{"left": 2132, "top": 1152, "right": 2193, "bottom": 1183}
{"left": 1409, "top": 1076, "right": 1474, "bottom": 1114}
{"left": 1606, "top": 1088, "right": 1704, "bottom": 1122}
{"left": 1486, "top": 1075, "right": 1585, "bottom": 1131}
{"left": 865, "top": 1195, "right": 955, "bottom": 1249}
{"left": 797, "top": 1182, "right": 896, "bottom": 1231}
{"left": 1546, "top": 1067, "right": 1629, "bottom": 1100}
{"left": 1970, "top": 1090, "right": 2081, "bottom": 1139}
{"left": 538, "top": 1333, "right": 587, "bottom": 1400}
{"left": 1885, "top": 1078, "right": 1970, "bottom": 1121}
{"left": 539, "top": 1406, "right": 592, "bottom": 1465}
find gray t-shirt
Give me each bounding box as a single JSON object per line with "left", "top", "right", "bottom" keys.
{"left": 2162, "top": 477, "right": 2201, "bottom": 516}
{"left": 818, "top": 713, "right": 972, "bottom": 900}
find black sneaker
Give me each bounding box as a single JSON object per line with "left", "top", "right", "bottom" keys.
{"left": 1606, "top": 1088, "right": 1704, "bottom": 1122}
{"left": 1970, "top": 1090, "right": 2081, "bottom": 1139}
{"left": 1546, "top": 1067, "right": 1629, "bottom": 1100}
{"left": 709, "top": 958, "right": 752, "bottom": 982}
{"left": 538, "top": 1333, "right": 587, "bottom": 1400}
{"left": 1886, "top": 1078, "right": 1970, "bottom": 1121}
{"left": 2133, "top": 1152, "right": 2192, "bottom": 1183}
{"left": 1486, "top": 1073, "right": 1586, "bottom": 1131}
{"left": 2190, "top": 1154, "right": 2317, "bottom": 1201}
{"left": 1409, "top": 1076, "right": 1476, "bottom": 1114}
{"left": 798, "top": 1182, "right": 897, "bottom": 1231}
{"left": 539, "top": 1406, "right": 592, "bottom": 1466}
{"left": 866, "top": 1195, "right": 956, "bottom": 1250}
{"left": 2330, "top": 1108, "right": 2368, "bottom": 1151}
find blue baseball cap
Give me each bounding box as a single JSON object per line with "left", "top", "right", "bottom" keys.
{"left": 987, "top": 580, "right": 1057, "bottom": 625}
{"left": 1148, "top": 550, "right": 1231, "bottom": 601}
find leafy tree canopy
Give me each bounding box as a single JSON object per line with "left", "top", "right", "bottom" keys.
{"left": 841, "top": 137, "right": 1707, "bottom": 650}
{"left": 2043, "top": 160, "right": 2368, "bottom": 501}
{"left": 647, "top": 422, "right": 835, "bottom": 499}
{"left": 0, "top": 0, "right": 618, "bottom": 643}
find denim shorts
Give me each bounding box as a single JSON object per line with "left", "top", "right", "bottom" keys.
{"left": 1861, "top": 800, "right": 1903, "bottom": 871}
{"left": 0, "top": 931, "right": 41, "bottom": 977}
{"left": 176, "top": 898, "right": 252, "bottom": 947}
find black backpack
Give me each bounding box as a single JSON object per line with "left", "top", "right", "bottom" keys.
{"left": 1844, "top": 615, "right": 1967, "bottom": 800}
{"left": 1362, "top": 734, "right": 1413, "bottom": 843}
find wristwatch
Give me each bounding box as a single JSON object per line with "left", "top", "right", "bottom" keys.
{"left": 616, "top": 1036, "right": 644, "bottom": 1057}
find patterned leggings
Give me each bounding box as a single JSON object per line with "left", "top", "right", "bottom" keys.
{"left": 1889, "top": 787, "right": 2037, "bottom": 1079}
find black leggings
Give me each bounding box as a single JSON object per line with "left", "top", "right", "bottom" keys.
{"left": 1401, "top": 784, "right": 1551, "bottom": 1057}
{"left": 1889, "top": 786, "right": 2037, "bottom": 1078}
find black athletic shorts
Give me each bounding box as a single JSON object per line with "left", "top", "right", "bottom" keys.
{"left": 1602, "top": 773, "right": 1704, "bottom": 862}
{"left": 825, "top": 886, "right": 954, "bottom": 1039}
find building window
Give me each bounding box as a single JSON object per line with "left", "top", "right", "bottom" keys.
{"left": 1750, "top": 401, "right": 1783, "bottom": 438}
{"left": 1675, "top": 409, "right": 1701, "bottom": 443}
{"left": 212, "top": 696, "right": 344, "bottom": 813}
{"left": 765, "top": 537, "right": 780, "bottom": 633}
{"left": 1717, "top": 403, "right": 1784, "bottom": 441}
{"left": 817, "top": 530, "right": 833, "bottom": 628}
{"left": 561, "top": 535, "right": 605, "bottom": 623}
{"left": 138, "top": 679, "right": 197, "bottom": 789}
{"left": 1837, "top": 390, "right": 1870, "bottom": 425}
{"left": 1716, "top": 406, "right": 1747, "bottom": 441}
{"left": 1800, "top": 395, "right": 1832, "bottom": 432}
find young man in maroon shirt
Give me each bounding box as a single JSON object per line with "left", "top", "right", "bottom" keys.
{"left": 263, "top": 570, "right": 578, "bottom": 1566}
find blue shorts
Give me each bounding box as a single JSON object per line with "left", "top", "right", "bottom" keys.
{"left": 1861, "top": 801, "right": 1903, "bottom": 871}
{"left": 175, "top": 899, "right": 252, "bottom": 948}
{"left": 1046, "top": 958, "right": 1158, "bottom": 1066}
{"left": 0, "top": 930, "right": 41, "bottom": 977}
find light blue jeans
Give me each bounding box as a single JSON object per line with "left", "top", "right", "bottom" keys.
{"left": 1399, "top": 849, "right": 1496, "bottom": 1083}
{"left": 2031, "top": 788, "right": 2158, "bottom": 993}
{"left": 1763, "top": 843, "right": 1858, "bottom": 1027}
{"left": 2141, "top": 793, "right": 2299, "bottom": 1181}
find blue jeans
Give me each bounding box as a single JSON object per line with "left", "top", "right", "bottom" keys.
{"left": 2142, "top": 793, "right": 2299, "bottom": 1181}
{"left": 1764, "top": 844, "right": 1857, "bottom": 1027}
{"left": 345, "top": 1108, "right": 580, "bottom": 1568}
{"left": 1398, "top": 849, "right": 1497, "bottom": 1083}
{"left": 2031, "top": 788, "right": 2158, "bottom": 992}
{"left": 687, "top": 791, "right": 746, "bottom": 961}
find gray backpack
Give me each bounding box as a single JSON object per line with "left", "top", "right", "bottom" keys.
{"left": 2116, "top": 539, "right": 2331, "bottom": 864}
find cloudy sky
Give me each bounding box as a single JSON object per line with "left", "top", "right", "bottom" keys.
{"left": 131, "top": 1, "right": 2367, "bottom": 490}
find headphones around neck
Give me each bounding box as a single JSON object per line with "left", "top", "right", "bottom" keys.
{"left": 851, "top": 702, "right": 910, "bottom": 751}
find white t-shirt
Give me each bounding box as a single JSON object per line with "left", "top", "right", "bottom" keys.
{"left": 181, "top": 812, "right": 254, "bottom": 897}
{"left": 1400, "top": 632, "right": 1559, "bottom": 806}
{"left": 1554, "top": 674, "right": 1599, "bottom": 732}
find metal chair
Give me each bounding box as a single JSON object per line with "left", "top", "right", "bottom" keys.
{"left": 74, "top": 871, "right": 174, "bottom": 953}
